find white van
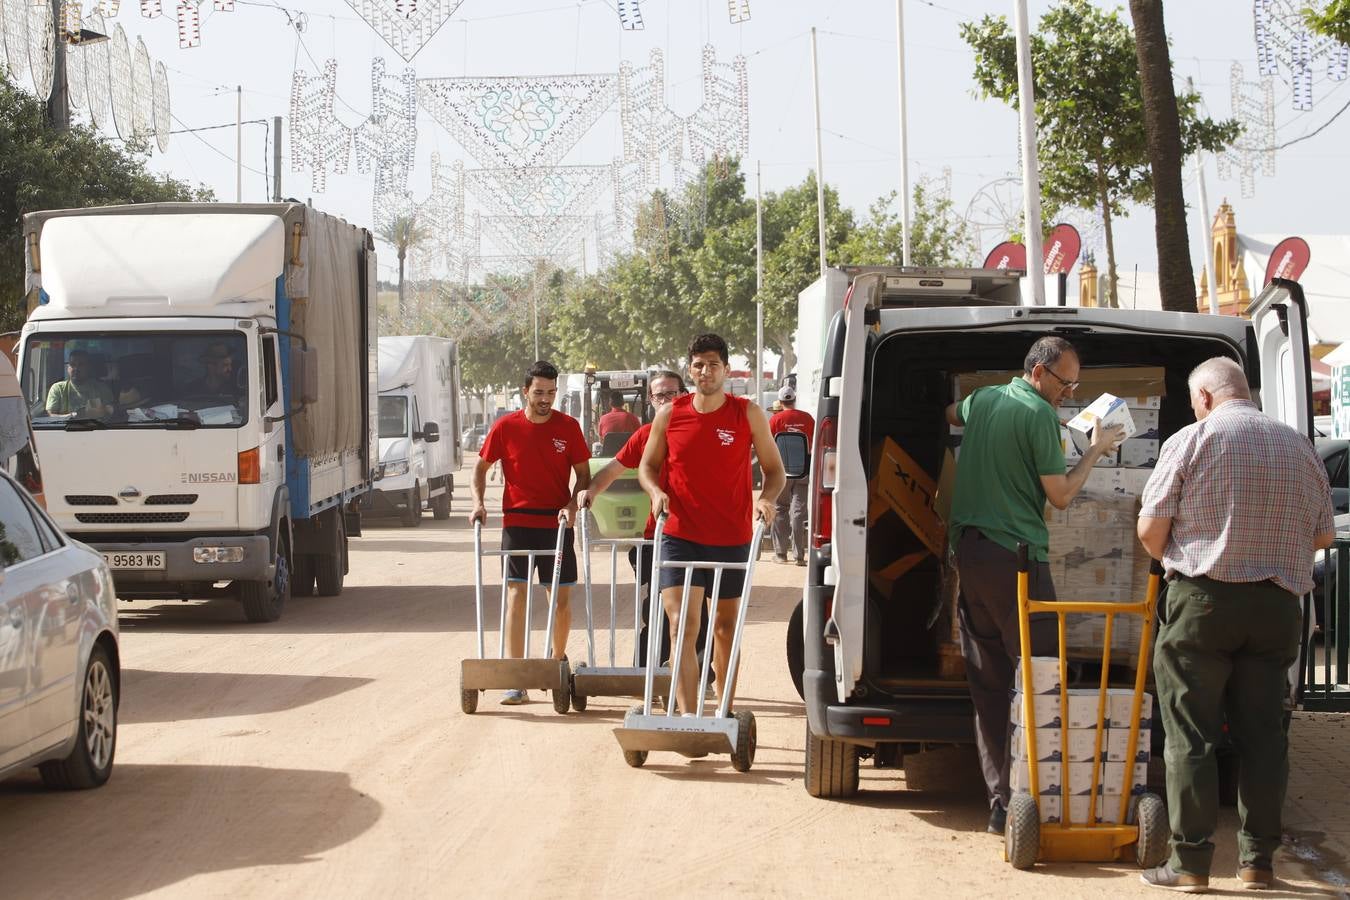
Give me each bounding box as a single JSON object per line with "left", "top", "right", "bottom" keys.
{"left": 798, "top": 266, "right": 1313, "bottom": 797}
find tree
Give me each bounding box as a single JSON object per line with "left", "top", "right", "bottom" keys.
{"left": 377, "top": 213, "right": 431, "bottom": 318}
{"left": 838, "top": 182, "right": 978, "bottom": 268}
{"left": 0, "top": 75, "right": 210, "bottom": 331}
{"left": 1305, "top": 0, "right": 1350, "bottom": 45}
{"left": 961, "top": 0, "right": 1238, "bottom": 307}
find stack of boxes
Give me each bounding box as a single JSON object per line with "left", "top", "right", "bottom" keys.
{"left": 1010, "top": 657, "right": 1152, "bottom": 824}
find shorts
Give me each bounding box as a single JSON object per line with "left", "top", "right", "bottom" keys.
{"left": 502, "top": 525, "right": 577, "bottom": 585}
{"left": 627, "top": 543, "right": 656, "bottom": 588}
{"left": 656, "top": 535, "right": 752, "bottom": 600}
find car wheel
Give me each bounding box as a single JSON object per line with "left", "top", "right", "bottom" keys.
{"left": 39, "top": 643, "right": 117, "bottom": 790}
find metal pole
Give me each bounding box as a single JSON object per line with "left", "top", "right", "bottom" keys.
{"left": 1188, "top": 77, "right": 1219, "bottom": 315}
{"left": 896, "top": 0, "right": 911, "bottom": 266}
{"left": 810, "top": 27, "right": 828, "bottom": 278}
{"left": 236, "top": 86, "right": 243, "bottom": 202}
{"left": 46, "top": 0, "right": 70, "bottom": 131}
{"left": 755, "top": 161, "right": 764, "bottom": 403}
{"left": 532, "top": 278, "right": 540, "bottom": 361}
{"left": 1012, "top": 0, "right": 1046, "bottom": 305}
{"left": 272, "top": 115, "right": 282, "bottom": 202}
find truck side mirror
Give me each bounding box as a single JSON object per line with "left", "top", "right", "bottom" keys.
{"left": 775, "top": 432, "right": 810, "bottom": 480}
{"left": 420, "top": 421, "right": 440, "bottom": 443}
{"left": 291, "top": 346, "right": 320, "bottom": 406}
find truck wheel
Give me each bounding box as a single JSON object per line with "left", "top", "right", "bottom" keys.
{"left": 431, "top": 481, "right": 451, "bottom": 519}
{"left": 241, "top": 538, "right": 289, "bottom": 623}
{"left": 804, "top": 719, "right": 859, "bottom": 798}
{"left": 315, "top": 513, "right": 346, "bottom": 597}
{"left": 39, "top": 643, "right": 117, "bottom": 790}
{"left": 786, "top": 599, "right": 805, "bottom": 701}
{"left": 400, "top": 483, "right": 422, "bottom": 527}
{"left": 292, "top": 554, "right": 315, "bottom": 598}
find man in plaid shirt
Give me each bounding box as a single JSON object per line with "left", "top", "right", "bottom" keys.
{"left": 1136, "top": 357, "right": 1335, "bottom": 893}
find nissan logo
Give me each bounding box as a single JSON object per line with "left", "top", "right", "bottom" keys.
{"left": 118, "top": 487, "right": 142, "bottom": 503}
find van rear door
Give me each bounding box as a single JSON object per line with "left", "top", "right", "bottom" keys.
{"left": 1249, "top": 279, "right": 1314, "bottom": 438}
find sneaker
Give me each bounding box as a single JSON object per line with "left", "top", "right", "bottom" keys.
{"left": 773, "top": 554, "right": 788, "bottom": 564}
{"left": 500, "top": 689, "right": 529, "bottom": 706}
{"left": 1139, "top": 864, "right": 1209, "bottom": 893}
{"left": 795, "top": 557, "right": 807, "bottom": 567}
{"left": 987, "top": 804, "right": 1006, "bottom": 835}
{"left": 1238, "top": 866, "right": 1274, "bottom": 890}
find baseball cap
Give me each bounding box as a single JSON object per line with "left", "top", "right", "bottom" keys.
{"left": 777, "top": 385, "right": 796, "bottom": 402}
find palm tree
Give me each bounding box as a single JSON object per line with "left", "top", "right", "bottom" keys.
{"left": 378, "top": 213, "right": 432, "bottom": 318}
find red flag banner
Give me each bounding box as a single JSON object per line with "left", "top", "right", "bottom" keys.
{"left": 984, "top": 241, "right": 1027, "bottom": 271}
{"left": 1043, "top": 223, "right": 1082, "bottom": 275}
{"left": 1264, "top": 236, "right": 1311, "bottom": 286}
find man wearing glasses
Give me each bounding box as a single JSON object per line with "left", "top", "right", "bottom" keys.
{"left": 943, "top": 335, "right": 1124, "bottom": 836}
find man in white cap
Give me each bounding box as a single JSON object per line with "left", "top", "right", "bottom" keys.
{"left": 769, "top": 383, "right": 814, "bottom": 565}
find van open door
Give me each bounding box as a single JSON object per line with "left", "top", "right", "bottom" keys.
{"left": 827, "top": 272, "right": 883, "bottom": 703}
{"left": 1249, "top": 278, "right": 1314, "bottom": 440}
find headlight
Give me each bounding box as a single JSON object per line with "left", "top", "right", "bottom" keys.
{"left": 381, "top": 458, "right": 409, "bottom": 478}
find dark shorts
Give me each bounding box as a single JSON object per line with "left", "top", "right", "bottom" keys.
{"left": 656, "top": 535, "right": 752, "bottom": 600}
{"left": 627, "top": 543, "right": 655, "bottom": 588}
{"left": 502, "top": 526, "right": 577, "bottom": 585}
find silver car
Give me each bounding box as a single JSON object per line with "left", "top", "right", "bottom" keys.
{"left": 0, "top": 469, "right": 120, "bottom": 789}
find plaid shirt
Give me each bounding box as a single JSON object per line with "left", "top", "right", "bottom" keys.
{"left": 1140, "top": 399, "right": 1332, "bottom": 595}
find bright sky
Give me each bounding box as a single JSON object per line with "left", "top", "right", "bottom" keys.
{"left": 55, "top": 0, "right": 1350, "bottom": 284}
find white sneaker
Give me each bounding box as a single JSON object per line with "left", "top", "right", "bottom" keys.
{"left": 501, "top": 689, "right": 529, "bottom": 705}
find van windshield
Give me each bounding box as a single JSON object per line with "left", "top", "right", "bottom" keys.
{"left": 379, "top": 396, "right": 409, "bottom": 438}
{"left": 22, "top": 332, "right": 249, "bottom": 429}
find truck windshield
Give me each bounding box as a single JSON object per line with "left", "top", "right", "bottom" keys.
{"left": 22, "top": 332, "right": 249, "bottom": 429}
{"left": 379, "top": 396, "right": 408, "bottom": 438}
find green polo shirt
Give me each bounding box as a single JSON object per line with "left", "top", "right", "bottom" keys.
{"left": 949, "top": 377, "right": 1066, "bottom": 562}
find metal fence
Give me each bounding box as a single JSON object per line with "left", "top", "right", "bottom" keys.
{"left": 1299, "top": 540, "right": 1350, "bottom": 712}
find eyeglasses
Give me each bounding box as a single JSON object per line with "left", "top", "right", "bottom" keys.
{"left": 1042, "top": 364, "right": 1080, "bottom": 391}
{"left": 651, "top": 391, "right": 679, "bottom": 401}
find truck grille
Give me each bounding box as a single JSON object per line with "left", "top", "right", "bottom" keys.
{"left": 65, "top": 495, "right": 117, "bottom": 506}
{"left": 74, "top": 512, "right": 190, "bottom": 524}
{"left": 145, "top": 494, "right": 199, "bottom": 506}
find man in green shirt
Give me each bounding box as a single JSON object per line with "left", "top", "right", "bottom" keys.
{"left": 45, "top": 350, "right": 115, "bottom": 418}
{"left": 944, "top": 335, "right": 1122, "bottom": 835}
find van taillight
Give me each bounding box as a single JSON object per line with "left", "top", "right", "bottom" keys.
{"left": 812, "top": 415, "right": 837, "bottom": 549}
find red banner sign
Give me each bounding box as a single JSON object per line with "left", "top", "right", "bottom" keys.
{"left": 984, "top": 241, "right": 1027, "bottom": 271}
{"left": 1042, "top": 223, "right": 1082, "bottom": 275}
{"left": 1264, "top": 236, "right": 1311, "bottom": 286}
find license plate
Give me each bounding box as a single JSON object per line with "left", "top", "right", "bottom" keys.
{"left": 102, "top": 552, "right": 166, "bottom": 570}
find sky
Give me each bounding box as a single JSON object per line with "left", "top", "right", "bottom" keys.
{"left": 33, "top": 0, "right": 1350, "bottom": 286}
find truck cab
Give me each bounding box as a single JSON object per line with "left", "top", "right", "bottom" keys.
{"left": 800, "top": 266, "right": 1314, "bottom": 797}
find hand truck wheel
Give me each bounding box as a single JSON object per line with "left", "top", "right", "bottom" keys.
{"left": 1005, "top": 793, "right": 1040, "bottom": 870}
{"left": 1135, "top": 793, "right": 1169, "bottom": 868}
{"left": 731, "top": 710, "right": 757, "bottom": 772}
{"left": 571, "top": 663, "right": 588, "bottom": 712}
{"left": 460, "top": 688, "right": 478, "bottom": 715}
{"left": 551, "top": 660, "right": 572, "bottom": 714}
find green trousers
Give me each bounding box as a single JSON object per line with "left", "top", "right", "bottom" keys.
{"left": 1153, "top": 575, "right": 1301, "bottom": 876}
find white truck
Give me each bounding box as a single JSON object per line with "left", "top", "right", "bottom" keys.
{"left": 18, "top": 202, "right": 378, "bottom": 623}
{"left": 368, "top": 335, "right": 462, "bottom": 526}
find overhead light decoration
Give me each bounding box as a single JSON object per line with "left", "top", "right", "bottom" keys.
{"left": 617, "top": 0, "right": 642, "bottom": 30}
{"left": 728, "top": 0, "right": 749, "bottom": 24}
{"left": 289, "top": 58, "right": 353, "bottom": 191}
{"left": 354, "top": 58, "right": 420, "bottom": 233}
{"left": 175, "top": 1, "right": 200, "bottom": 47}
{"left": 152, "top": 58, "right": 171, "bottom": 151}
{"left": 83, "top": 10, "right": 111, "bottom": 126}
{"left": 108, "top": 23, "right": 134, "bottom": 139}
{"left": 139, "top": 0, "right": 159, "bottom": 17}
{"left": 344, "top": 0, "right": 464, "bottom": 62}
{"left": 1218, "top": 62, "right": 1277, "bottom": 198}
{"left": 1254, "top": 0, "right": 1348, "bottom": 110}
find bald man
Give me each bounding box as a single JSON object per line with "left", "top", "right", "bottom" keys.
{"left": 1137, "top": 357, "right": 1335, "bottom": 893}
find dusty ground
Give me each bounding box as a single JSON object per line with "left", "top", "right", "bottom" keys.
{"left": 3, "top": 463, "right": 1349, "bottom": 898}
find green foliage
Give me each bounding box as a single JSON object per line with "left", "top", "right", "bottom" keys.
{"left": 0, "top": 75, "right": 211, "bottom": 331}
{"left": 960, "top": 0, "right": 1239, "bottom": 305}
{"left": 1305, "top": 0, "right": 1350, "bottom": 45}
{"left": 838, "top": 183, "right": 978, "bottom": 268}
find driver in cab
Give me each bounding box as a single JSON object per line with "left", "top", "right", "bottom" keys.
{"left": 45, "top": 349, "right": 115, "bottom": 418}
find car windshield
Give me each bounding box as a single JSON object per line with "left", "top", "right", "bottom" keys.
{"left": 379, "top": 396, "right": 409, "bottom": 438}
{"left": 22, "top": 332, "right": 249, "bottom": 429}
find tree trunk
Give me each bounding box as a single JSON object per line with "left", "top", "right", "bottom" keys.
{"left": 771, "top": 328, "right": 797, "bottom": 377}
{"left": 1129, "top": 0, "right": 1197, "bottom": 313}
{"left": 1097, "top": 166, "right": 1120, "bottom": 309}
{"left": 397, "top": 249, "right": 407, "bottom": 318}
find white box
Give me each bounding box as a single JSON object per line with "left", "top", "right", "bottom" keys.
{"left": 1011, "top": 759, "right": 1062, "bottom": 795}
{"left": 1066, "top": 760, "right": 1104, "bottom": 796}
{"left": 1066, "top": 727, "right": 1108, "bottom": 762}
{"left": 1107, "top": 726, "right": 1151, "bottom": 763}
{"left": 1127, "top": 395, "right": 1163, "bottom": 410}
{"left": 1066, "top": 394, "right": 1136, "bottom": 456}
{"left": 1032, "top": 794, "right": 1108, "bottom": 825}
{"left": 1010, "top": 691, "right": 1061, "bottom": 728}
{"left": 1011, "top": 726, "right": 1063, "bottom": 761}
{"left": 1120, "top": 438, "right": 1160, "bottom": 468}
{"left": 1107, "top": 689, "right": 1153, "bottom": 729}
{"left": 1102, "top": 761, "right": 1148, "bottom": 796}
{"left": 1036, "top": 794, "right": 1061, "bottom": 823}
{"left": 1014, "top": 657, "right": 1062, "bottom": 695}
{"left": 1131, "top": 408, "right": 1160, "bottom": 439}
{"left": 1065, "top": 690, "right": 1107, "bottom": 729}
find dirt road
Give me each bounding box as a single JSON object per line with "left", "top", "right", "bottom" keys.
{"left": 3, "top": 466, "right": 1348, "bottom": 898}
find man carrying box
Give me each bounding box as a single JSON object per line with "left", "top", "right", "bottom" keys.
{"left": 945, "top": 335, "right": 1124, "bottom": 835}
{"left": 1137, "top": 357, "right": 1334, "bottom": 893}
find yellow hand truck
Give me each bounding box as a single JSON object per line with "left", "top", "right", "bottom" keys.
{"left": 1005, "top": 543, "right": 1169, "bottom": 870}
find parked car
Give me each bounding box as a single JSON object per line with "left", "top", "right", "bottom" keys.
{"left": 1318, "top": 438, "right": 1348, "bottom": 515}
{"left": 461, "top": 424, "right": 487, "bottom": 453}
{"left": 0, "top": 469, "right": 120, "bottom": 789}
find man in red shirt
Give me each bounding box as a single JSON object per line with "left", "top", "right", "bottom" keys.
{"left": 578, "top": 370, "right": 706, "bottom": 665}
{"left": 471, "top": 361, "right": 591, "bottom": 705}
{"left": 597, "top": 394, "right": 640, "bottom": 440}
{"left": 769, "top": 384, "right": 815, "bottom": 566}
{"left": 640, "top": 334, "right": 785, "bottom": 714}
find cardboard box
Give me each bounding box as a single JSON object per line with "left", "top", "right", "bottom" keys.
{"left": 1011, "top": 726, "right": 1062, "bottom": 761}
{"left": 1102, "top": 761, "right": 1149, "bottom": 796}
{"left": 1010, "top": 691, "right": 1062, "bottom": 728}
{"left": 1107, "top": 689, "right": 1153, "bottom": 729}
{"left": 1011, "top": 760, "right": 1062, "bottom": 795}
{"left": 1066, "top": 394, "right": 1136, "bottom": 456}
{"left": 954, "top": 369, "right": 1021, "bottom": 400}
{"left": 1033, "top": 794, "right": 1104, "bottom": 825}
{"left": 1066, "top": 727, "right": 1109, "bottom": 762}
{"left": 1131, "top": 408, "right": 1161, "bottom": 439}
{"left": 874, "top": 437, "right": 944, "bottom": 557}
{"left": 1107, "top": 726, "right": 1151, "bottom": 763}
{"left": 1120, "top": 438, "right": 1160, "bottom": 468}
{"left": 1098, "top": 794, "right": 1138, "bottom": 825}
{"left": 1014, "top": 657, "right": 1062, "bottom": 695}
{"left": 1074, "top": 367, "right": 1167, "bottom": 407}
{"left": 1066, "top": 760, "right": 1103, "bottom": 795}
{"left": 1065, "top": 690, "right": 1107, "bottom": 729}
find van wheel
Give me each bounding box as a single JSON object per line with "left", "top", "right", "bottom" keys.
{"left": 431, "top": 482, "right": 451, "bottom": 519}
{"left": 401, "top": 484, "right": 422, "bottom": 527}
{"left": 39, "top": 643, "right": 117, "bottom": 790}
{"left": 786, "top": 600, "right": 805, "bottom": 700}
{"left": 315, "top": 513, "right": 346, "bottom": 597}
{"left": 804, "top": 719, "right": 859, "bottom": 798}
{"left": 241, "top": 538, "right": 289, "bottom": 623}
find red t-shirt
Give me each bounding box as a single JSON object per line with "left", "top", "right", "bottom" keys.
{"left": 480, "top": 411, "right": 590, "bottom": 528}
{"left": 615, "top": 424, "right": 656, "bottom": 539}
{"left": 770, "top": 408, "right": 815, "bottom": 452}
{"left": 661, "top": 393, "right": 754, "bottom": 546}
{"left": 599, "top": 408, "right": 641, "bottom": 438}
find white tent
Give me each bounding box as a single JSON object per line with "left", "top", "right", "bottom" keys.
{"left": 1241, "top": 234, "right": 1350, "bottom": 344}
